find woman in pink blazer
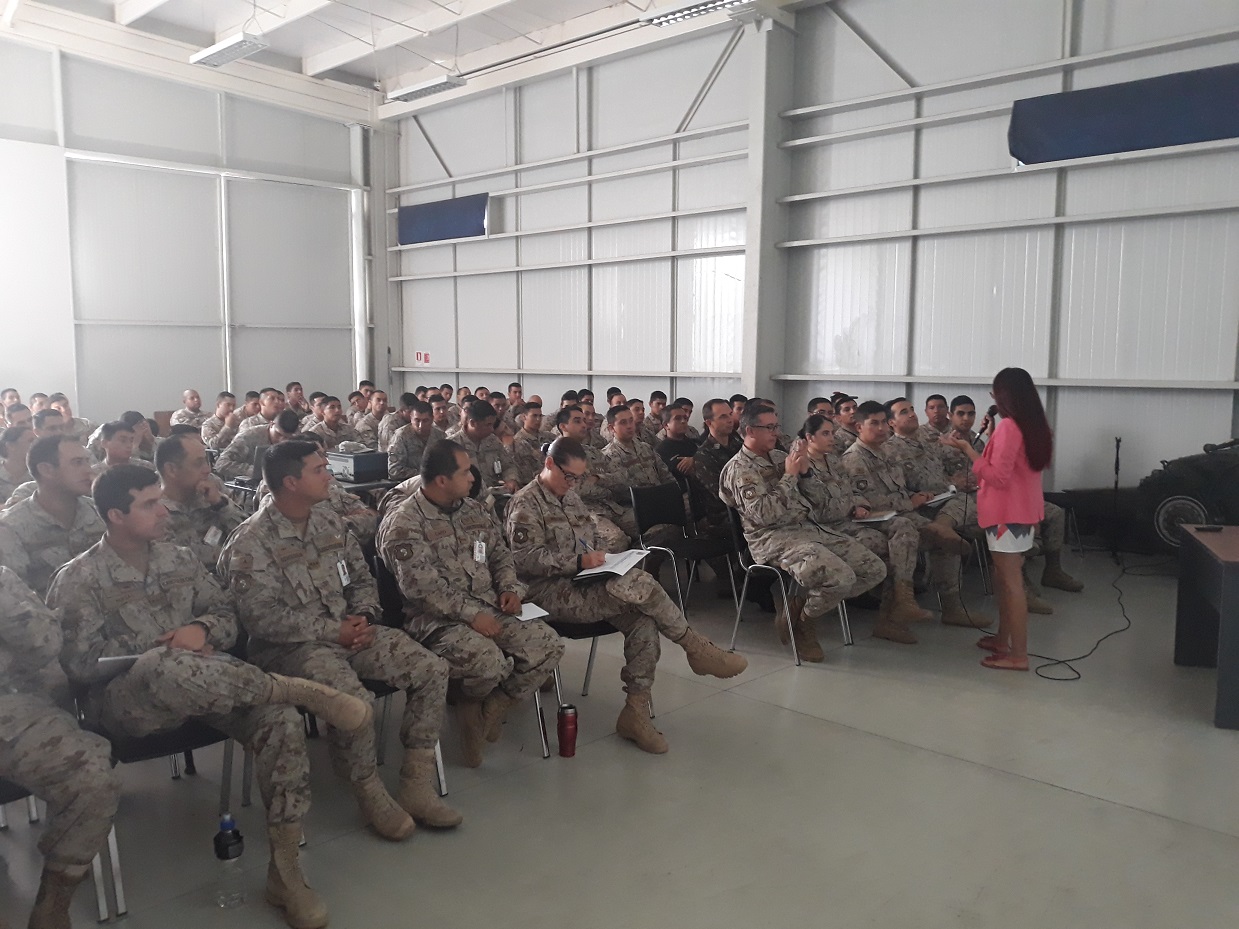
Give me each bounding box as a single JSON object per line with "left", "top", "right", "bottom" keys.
{"left": 941, "top": 368, "right": 1053, "bottom": 671}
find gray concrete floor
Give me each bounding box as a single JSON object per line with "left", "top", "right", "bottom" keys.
{"left": 5, "top": 549, "right": 1239, "bottom": 928}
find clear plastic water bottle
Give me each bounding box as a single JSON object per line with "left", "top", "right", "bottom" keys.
{"left": 213, "top": 813, "right": 245, "bottom": 908}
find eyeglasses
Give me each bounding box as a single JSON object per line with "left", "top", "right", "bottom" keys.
{"left": 748, "top": 422, "right": 781, "bottom": 433}
{"left": 553, "top": 460, "right": 585, "bottom": 486}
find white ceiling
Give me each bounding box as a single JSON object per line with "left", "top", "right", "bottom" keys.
{"left": 86, "top": 0, "right": 648, "bottom": 91}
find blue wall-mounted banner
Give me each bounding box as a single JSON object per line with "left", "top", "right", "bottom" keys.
{"left": 1008, "top": 62, "right": 1239, "bottom": 165}
{"left": 397, "top": 192, "right": 489, "bottom": 245}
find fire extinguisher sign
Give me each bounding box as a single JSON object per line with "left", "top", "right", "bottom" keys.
{"left": 413, "top": 351, "right": 431, "bottom": 366}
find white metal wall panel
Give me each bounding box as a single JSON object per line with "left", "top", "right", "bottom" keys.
{"left": 517, "top": 73, "right": 577, "bottom": 162}
{"left": 679, "top": 130, "right": 748, "bottom": 159}
{"left": 68, "top": 162, "right": 221, "bottom": 323}
{"left": 520, "top": 269, "right": 589, "bottom": 370}
{"left": 677, "top": 158, "right": 747, "bottom": 211}
{"left": 457, "top": 173, "right": 513, "bottom": 199}
{"left": 224, "top": 97, "right": 351, "bottom": 183}
{"left": 912, "top": 230, "right": 1053, "bottom": 378}
{"left": 591, "top": 147, "right": 674, "bottom": 221}
{"left": 918, "top": 75, "right": 1061, "bottom": 116}
{"left": 683, "top": 29, "right": 751, "bottom": 130}
{"left": 231, "top": 329, "right": 352, "bottom": 397}
{"left": 673, "top": 378, "right": 743, "bottom": 427}
{"left": 1064, "top": 153, "right": 1239, "bottom": 215}
{"left": 77, "top": 325, "right": 225, "bottom": 419}
{"left": 1058, "top": 215, "right": 1239, "bottom": 381}
{"left": 519, "top": 231, "right": 589, "bottom": 266}
{"left": 617, "top": 378, "right": 673, "bottom": 406}
{"left": 400, "top": 371, "right": 454, "bottom": 395}
{"left": 1053, "top": 389, "right": 1233, "bottom": 490}
{"left": 677, "top": 212, "right": 746, "bottom": 249}
{"left": 0, "top": 139, "right": 76, "bottom": 406}
{"left": 918, "top": 114, "right": 1015, "bottom": 178}
{"left": 784, "top": 243, "right": 912, "bottom": 376}
{"left": 63, "top": 57, "right": 220, "bottom": 164}
{"left": 228, "top": 180, "right": 351, "bottom": 327}
{"left": 0, "top": 39, "right": 57, "bottom": 145}
{"left": 399, "top": 123, "right": 451, "bottom": 186}
{"left": 593, "top": 220, "right": 673, "bottom": 260}
{"left": 791, "top": 127, "right": 916, "bottom": 196}
{"left": 918, "top": 174, "right": 1057, "bottom": 228}
{"left": 400, "top": 245, "right": 455, "bottom": 277}
{"left": 456, "top": 237, "right": 517, "bottom": 272}
{"left": 457, "top": 274, "right": 519, "bottom": 370}
{"left": 416, "top": 91, "right": 509, "bottom": 177}
{"left": 517, "top": 164, "right": 589, "bottom": 230}
{"left": 1073, "top": 40, "right": 1239, "bottom": 91}
{"left": 675, "top": 255, "right": 743, "bottom": 373}
{"left": 1079, "top": 0, "right": 1239, "bottom": 54}
{"left": 402, "top": 279, "right": 456, "bottom": 368}
{"left": 521, "top": 375, "right": 586, "bottom": 407}
{"left": 591, "top": 261, "right": 673, "bottom": 373}
{"left": 790, "top": 4, "right": 909, "bottom": 107}
{"left": 788, "top": 190, "right": 913, "bottom": 241}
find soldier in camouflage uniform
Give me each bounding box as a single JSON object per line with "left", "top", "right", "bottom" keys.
{"left": 303, "top": 397, "right": 361, "bottom": 451}
{"left": 215, "top": 411, "right": 300, "bottom": 481}
{"left": 841, "top": 402, "right": 990, "bottom": 629}
{"left": 353, "top": 390, "right": 388, "bottom": 450}
{"left": 238, "top": 388, "right": 286, "bottom": 432}
{"left": 376, "top": 440, "right": 564, "bottom": 768}
{"left": 796, "top": 413, "right": 931, "bottom": 633}
{"left": 200, "top": 391, "right": 243, "bottom": 451}
{"left": 170, "top": 389, "right": 208, "bottom": 430}
{"left": 219, "top": 441, "right": 461, "bottom": 841}
{"left": 884, "top": 398, "right": 979, "bottom": 531}
{"left": 601, "top": 405, "right": 681, "bottom": 554}
{"left": 721, "top": 404, "right": 889, "bottom": 658}
{"left": 0, "top": 566, "right": 120, "bottom": 929}
{"left": 831, "top": 393, "right": 861, "bottom": 452}
{"left": 378, "top": 393, "right": 415, "bottom": 452}
{"left": 504, "top": 438, "right": 746, "bottom": 754}
{"left": 0, "top": 424, "right": 34, "bottom": 505}
{"left": 510, "top": 403, "right": 546, "bottom": 487}
{"left": 387, "top": 400, "right": 445, "bottom": 481}
{"left": 445, "top": 400, "right": 518, "bottom": 493}
{"left": 0, "top": 435, "right": 104, "bottom": 597}
{"left": 49, "top": 466, "right": 372, "bottom": 929}
{"left": 551, "top": 406, "right": 631, "bottom": 551}
{"left": 47, "top": 394, "right": 93, "bottom": 447}
{"left": 157, "top": 432, "right": 248, "bottom": 571}
{"left": 693, "top": 400, "right": 743, "bottom": 531}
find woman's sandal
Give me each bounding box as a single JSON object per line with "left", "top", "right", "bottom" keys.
{"left": 981, "top": 653, "right": 1028, "bottom": 671}
{"left": 976, "top": 636, "right": 1005, "bottom": 652}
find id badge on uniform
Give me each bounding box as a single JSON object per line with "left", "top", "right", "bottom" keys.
{"left": 493, "top": 459, "right": 502, "bottom": 476}
{"left": 336, "top": 558, "right": 351, "bottom": 587}
{"left": 473, "top": 539, "right": 486, "bottom": 563}
{"left": 203, "top": 525, "right": 222, "bottom": 547}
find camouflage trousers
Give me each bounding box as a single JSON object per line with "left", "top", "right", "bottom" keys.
{"left": 528, "top": 569, "right": 690, "bottom": 695}
{"left": 0, "top": 694, "right": 119, "bottom": 871}
{"left": 419, "top": 616, "right": 565, "bottom": 701}
{"left": 904, "top": 506, "right": 972, "bottom": 594}
{"left": 98, "top": 648, "right": 309, "bottom": 824}
{"left": 831, "top": 515, "right": 920, "bottom": 583}
{"left": 1039, "top": 501, "right": 1065, "bottom": 553}
{"left": 591, "top": 513, "right": 631, "bottom": 553}
{"left": 252, "top": 627, "right": 447, "bottom": 782}
{"left": 768, "top": 527, "right": 887, "bottom": 619}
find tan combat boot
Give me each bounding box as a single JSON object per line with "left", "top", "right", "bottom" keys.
{"left": 891, "top": 580, "right": 933, "bottom": 623}
{"left": 792, "top": 610, "right": 825, "bottom": 662}
{"left": 352, "top": 772, "right": 415, "bottom": 841}
{"left": 939, "top": 590, "right": 992, "bottom": 628}
{"left": 397, "top": 748, "right": 463, "bottom": 828}
{"left": 456, "top": 698, "right": 487, "bottom": 767}
{"left": 1041, "top": 550, "right": 1084, "bottom": 592}
{"left": 266, "top": 823, "right": 328, "bottom": 929}
{"left": 1023, "top": 569, "right": 1053, "bottom": 614}
{"left": 267, "top": 675, "right": 372, "bottom": 733}
{"left": 616, "top": 691, "right": 668, "bottom": 754}
{"left": 677, "top": 628, "right": 748, "bottom": 678}
{"left": 28, "top": 865, "right": 87, "bottom": 929}
{"left": 481, "top": 690, "right": 519, "bottom": 743}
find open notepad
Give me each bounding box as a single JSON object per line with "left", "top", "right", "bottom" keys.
{"left": 853, "top": 510, "right": 896, "bottom": 524}
{"left": 919, "top": 488, "right": 958, "bottom": 508}
{"left": 517, "top": 603, "right": 549, "bottom": 622}
{"left": 573, "top": 549, "right": 649, "bottom": 583}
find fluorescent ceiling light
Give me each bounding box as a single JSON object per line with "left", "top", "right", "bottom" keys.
{"left": 725, "top": 0, "right": 795, "bottom": 28}
{"left": 190, "top": 32, "right": 269, "bottom": 67}
{"left": 639, "top": 0, "right": 747, "bottom": 26}
{"left": 387, "top": 74, "right": 467, "bottom": 102}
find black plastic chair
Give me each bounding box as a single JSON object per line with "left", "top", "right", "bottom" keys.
{"left": 629, "top": 482, "right": 738, "bottom": 615}
{"left": 724, "top": 506, "right": 853, "bottom": 665}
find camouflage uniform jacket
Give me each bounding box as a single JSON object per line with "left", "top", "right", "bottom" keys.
{"left": 252, "top": 483, "right": 378, "bottom": 550}
{"left": 693, "top": 432, "right": 742, "bottom": 526}
{"left": 833, "top": 424, "right": 860, "bottom": 451}
{"left": 840, "top": 442, "right": 915, "bottom": 513}
{"left": 304, "top": 419, "right": 361, "bottom": 451}
{"left": 511, "top": 430, "right": 546, "bottom": 487}
{"left": 504, "top": 478, "right": 596, "bottom": 581}
{"left": 939, "top": 429, "right": 985, "bottom": 476}
{"left": 217, "top": 504, "right": 379, "bottom": 651}
{"left": 0, "top": 494, "right": 104, "bottom": 596}
{"left": 0, "top": 464, "right": 32, "bottom": 506}
{"left": 201, "top": 414, "right": 238, "bottom": 451}
{"left": 884, "top": 431, "right": 951, "bottom": 494}
{"left": 377, "top": 412, "right": 407, "bottom": 452}
{"left": 91, "top": 458, "right": 156, "bottom": 477}
{"left": 353, "top": 413, "right": 382, "bottom": 449}
{"left": 576, "top": 443, "right": 630, "bottom": 518}
{"left": 163, "top": 491, "right": 248, "bottom": 571}
{"left": 445, "top": 428, "right": 517, "bottom": 488}
{"left": 215, "top": 426, "right": 278, "bottom": 481}
{"left": 799, "top": 453, "right": 864, "bottom": 526}
{"left": 719, "top": 445, "right": 818, "bottom": 564}
{"left": 239, "top": 414, "right": 277, "bottom": 432}
{"left": 0, "top": 566, "right": 62, "bottom": 695}
{"left": 170, "top": 408, "right": 208, "bottom": 429}
{"left": 386, "top": 425, "right": 446, "bottom": 482}
{"left": 48, "top": 539, "right": 238, "bottom": 685}
{"left": 376, "top": 490, "right": 524, "bottom": 637}
{"left": 602, "top": 438, "right": 673, "bottom": 488}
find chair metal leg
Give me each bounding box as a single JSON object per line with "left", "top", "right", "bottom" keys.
{"left": 107, "top": 824, "right": 127, "bottom": 916}
{"left": 727, "top": 556, "right": 740, "bottom": 612}
{"left": 433, "top": 741, "right": 448, "bottom": 796}
{"left": 91, "top": 851, "right": 108, "bottom": 921}
{"left": 553, "top": 666, "right": 564, "bottom": 706}
{"left": 838, "top": 601, "right": 853, "bottom": 646}
{"left": 168, "top": 754, "right": 181, "bottom": 780}
{"left": 974, "top": 538, "right": 993, "bottom": 595}
{"left": 183, "top": 749, "right": 196, "bottom": 776}
{"left": 375, "top": 694, "right": 392, "bottom": 767}
{"left": 534, "top": 690, "right": 550, "bottom": 759}
{"left": 729, "top": 571, "right": 752, "bottom": 651}
{"left": 775, "top": 575, "right": 800, "bottom": 666}
{"left": 219, "top": 740, "right": 235, "bottom": 817}
{"left": 582, "top": 637, "right": 600, "bottom": 697}
{"left": 241, "top": 749, "right": 254, "bottom": 807}
{"left": 0, "top": 803, "right": 8, "bottom": 830}
{"left": 25, "top": 795, "right": 39, "bottom": 823}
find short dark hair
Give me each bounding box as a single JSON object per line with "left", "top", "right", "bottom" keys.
{"left": 347, "top": 391, "right": 363, "bottom": 402}
{"left": 167, "top": 424, "right": 200, "bottom": 437}
{"left": 925, "top": 393, "right": 947, "bottom": 407}
{"left": 155, "top": 432, "right": 198, "bottom": 472}
{"left": 577, "top": 389, "right": 594, "bottom": 401}
{"left": 259, "top": 387, "right": 283, "bottom": 399}
{"left": 739, "top": 403, "right": 776, "bottom": 433}
{"left": 119, "top": 411, "right": 145, "bottom": 428}
{"left": 606, "top": 387, "right": 623, "bottom": 400}
{"left": 0, "top": 387, "right": 17, "bottom": 398}
{"left": 672, "top": 397, "right": 692, "bottom": 408}
{"left": 0, "top": 426, "right": 31, "bottom": 457}
{"left": 661, "top": 403, "right": 687, "bottom": 424}
{"left": 100, "top": 421, "right": 133, "bottom": 442}
{"left": 649, "top": 391, "right": 667, "bottom": 403}
{"left": 883, "top": 397, "right": 910, "bottom": 421}
{"left": 398, "top": 392, "right": 418, "bottom": 410}
{"left": 275, "top": 410, "right": 300, "bottom": 434}
{"left": 285, "top": 382, "right": 301, "bottom": 392}
{"left": 216, "top": 391, "right": 236, "bottom": 403}
{"left": 606, "top": 404, "right": 632, "bottom": 425}
{"left": 33, "top": 409, "right": 62, "bottom": 429}
{"left": 508, "top": 382, "right": 522, "bottom": 391}
{"left": 430, "top": 395, "right": 447, "bottom": 407}
{"left": 440, "top": 384, "right": 453, "bottom": 391}
{"left": 359, "top": 380, "right": 375, "bottom": 389}
{"left": 29, "top": 392, "right": 47, "bottom": 402}
{"left": 146, "top": 418, "right": 160, "bottom": 438}
{"left": 410, "top": 400, "right": 433, "bottom": 417}
{"left": 323, "top": 395, "right": 341, "bottom": 406}
{"left": 729, "top": 394, "right": 747, "bottom": 406}
{"left": 702, "top": 398, "right": 729, "bottom": 421}
{"left": 244, "top": 391, "right": 260, "bottom": 402}
{"left": 547, "top": 437, "right": 586, "bottom": 469}
{"left": 518, "top": 401, "right": 542, "bottom": 415}
{"left": 807, "top": 397, "right": 831, "bottom": 412}
{"left": 856, "top": 400, "right": 886, "bottom": 422}
{"left": 94, "top": 465, "right": 160, "bottom": 524}
{"left": 28, "top": 434, "right": 75, "bottom": 480}
{"left": 5, "top": 403, "right": 29, "bottom": 418}
{"left": 421, "top": 439, "right": 466, "bottom": 483}
{"left": 950, "top": 394, "right": 976, "bottom": 412}
{"left": 263, "top": 440, "right": 320, "bottom": 494}
{"left": 799, "top": 413, "right": 832, "bottom": 441}
{"left": 47, "top": 392, "right": 68, "bottom": 404}
{"left": 308, "top": 391, "right": 327, "bottom": 403}
{"left": 555, "top": 405, "right": 582, "bottom": 431}
{"left": 560, "top": 390, "right": 579, "bottom": 404}
{"left": 466, "top": 400, "right": 497, "bottom": 423}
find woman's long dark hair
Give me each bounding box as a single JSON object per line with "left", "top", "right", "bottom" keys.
{"left": 992, "top": 367, "right": 1052, "bottom": 471}
{"left": 798, "top": 414, "right": 832, "bottom": 441}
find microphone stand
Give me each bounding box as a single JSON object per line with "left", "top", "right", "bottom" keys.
{"left": 1111, "top": 436, "right": 1122, "bottom": 565}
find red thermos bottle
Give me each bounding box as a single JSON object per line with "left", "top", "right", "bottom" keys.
{"left": 557, "top": 704, "right": 577, "bottom": 757}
